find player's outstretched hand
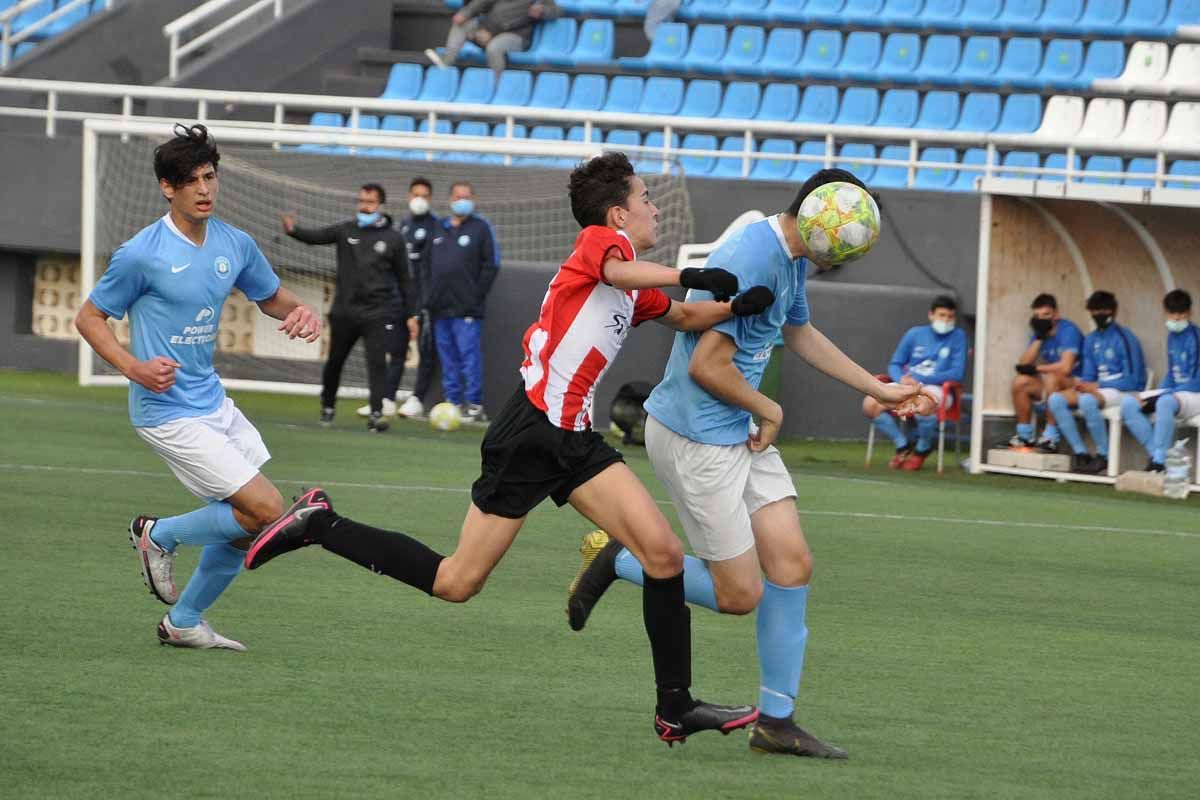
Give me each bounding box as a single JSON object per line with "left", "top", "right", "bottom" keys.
{"left": 680, "top": 267, "right": 739, "bottom": 302}
{"left": 127, "top": 356, "right": 181, "bottom": 394}
{"left": 876, "top": 381, "right": 937, "bottom": 418}
{"left": 279, "top": 304, "right": 322, "bottom": 342}
{"left": 731, "top": 285, "right": 775, "bottom": 317}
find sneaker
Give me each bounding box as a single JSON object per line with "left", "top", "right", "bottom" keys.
{"left": 367, "top": 412, "right": 390, "bottom": 433}
{"left": 1082, "top": 455, "right": 1108, "bottom": 475}
{"left": 244, "top": 488, "right": 332, "bottom": 570}
{"left": 1007, "top": 434, "right": 1036, "bottom": 450}
{"left": 320, "top": 407, "right": 335, "bottom": 427}
{"left": 566, "top": 530, "right": 622, "bottom": 632}
{"left": 901, "top": 447, "right": 932, "bottom": 471}
{"left": 748, "top": 714, "right": 849, "bottom": 759}
{"left": 357, "top": 398, "right": 397, "bottom": 418}
{"left": 129, "top": 516, "right": 178, "bottom": 605}
{"left": 1034, "top": 437, "right": 1060, "bottom": 454}
{"left": 654, "top": 699, "right": 759, "bottom": 746}
{"left": 888, "top": 446, "right": 912, "bottom": 469}
{"left": 157, "top": 614, "right": 246, "bottom": 652}
{"left": 398, "top": 396, "right": 425, "bottom": 418}
{"left": 424, "top": 48, "right": 446, "bottom": 68}
{"left": 1146, "top": 460, "right": 1166, "bottom": 473}
{"left": 463, "top": 403, "right": 489, "bottom": 424}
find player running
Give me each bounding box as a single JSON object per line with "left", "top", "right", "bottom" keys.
{"left": 565, "top": 169, "right": 931, "bottom": 759}
{"left": 243, "top": 152, "right": 775, "bottom": 744}
{"left": 75, "top": 124, "right": 322, "bottom": 651}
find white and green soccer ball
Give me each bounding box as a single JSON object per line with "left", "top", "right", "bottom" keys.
{"left": 429, "top": 402, "right": 463, "bottom": 432}
{"left": 795, "top": 181, "right": 881, "bottom": 265}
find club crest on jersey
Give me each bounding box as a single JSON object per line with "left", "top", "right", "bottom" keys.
{"left": 374, "top": 241, "right": 387, "bottom": 254}
{"left": 214, "top": 256, "right": 231, "bottom": 278}
{"left": 605, "top": 313, "right": 629, "bottom": 337}
{"left": 457, "top": 235, "right": 470, "bottom": 247}
{"left": 939, "top": 346, "right": 951, "bottom": 358}
{"left": 414, "top": 228, "right": 426, "bottom": 240}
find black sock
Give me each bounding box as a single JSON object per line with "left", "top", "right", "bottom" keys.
{"left": 642, "top": 570, "right": 693, "bottom": 719}
{"left": 311, "top": 511, "right": 445, "bottom": 596}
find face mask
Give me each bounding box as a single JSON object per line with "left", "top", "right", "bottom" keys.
{"left": 1091, "top": 313, "right": 1114, "bottom": 330}
{"left": 356, "top": 211, "right": 381, "bottom": 227}
{"left": 1030, "top": 316, "right": 1054, "bottom": 337}
{"left": 931, "top": 320, "right": 955, "bottom": 335}
{"left": 409, "top": 196, "right": 430, "bottom": 216}
{"left": 450, "top": 199, "right": 475, "bottom": 217}
{"left": 1166, "top": 318, "right": 1189, "bottom": 334}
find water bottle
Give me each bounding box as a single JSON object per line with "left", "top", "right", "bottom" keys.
{"left": 1163, "top": 438, "right": 1192, "bottom": 500}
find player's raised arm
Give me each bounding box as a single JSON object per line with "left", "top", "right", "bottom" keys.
{"left": 603, "top": 256, "right": 747, "bottom": 301}
{"left": 655, "top": 287, "right": 776, "bottom": 332}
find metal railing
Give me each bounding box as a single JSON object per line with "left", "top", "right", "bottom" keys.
{"left": 163, "top": 0, "right": 284, "bottom": 80}
{"left": 0, "top": 0, "right": 111, "bottom": 69}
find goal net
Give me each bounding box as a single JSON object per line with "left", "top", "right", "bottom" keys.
{"left": 79, "top": 120, "right": 695, "bottom": 396}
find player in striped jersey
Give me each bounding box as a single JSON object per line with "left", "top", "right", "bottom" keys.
{"left": 242, "top": 152, "right": 776, "bottom": 744}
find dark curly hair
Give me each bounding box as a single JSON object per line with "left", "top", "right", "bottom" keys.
{"left": 786, "top": 167, "right": 869, "bottom": 217}
{"left": 1086, "top": 290, "right": 1118, "bottom": 312}
{"left": 154, "top": 123, "right": 220, "bottom": 188}
{"left": 568, "top": 151, "right": 636, "bottom": 229}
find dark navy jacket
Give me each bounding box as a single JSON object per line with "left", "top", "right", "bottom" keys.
{"left": 400, "top": 211, "right": 440, "bottom": 310}
{"left": 426, "top": 214, "right": 500, "bottom": 319}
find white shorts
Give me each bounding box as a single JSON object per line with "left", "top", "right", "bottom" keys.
{"left": 645, "top": 414, "right": 797, "bottom": 562}
{"left": 1097, "top": 387, "right": 1130, "bottom": 407}
{"left": 135, "top": 398, "right": 270, "bottom": 502}
{"left": 1169, "top": 391, "right": 1200, "bottom": 420}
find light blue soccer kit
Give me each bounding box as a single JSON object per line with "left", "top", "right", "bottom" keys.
{"left": 1016, "top": 318, "right": 1084, "bottom": 444}
{"left": 1120, "top": 323, "right": 1200, "bottom": 464}
{"left": 89, "top": 214, "right": 281, "bottom": 628}
{"left": 1047, "top": 323, "right": 1146, "bottom": 457}
{"left": 872, "top": 324, "right": 968, "bottom": 452}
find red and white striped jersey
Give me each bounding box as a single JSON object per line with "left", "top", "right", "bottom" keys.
{"left": 520, "top": 226, "right": 672, "bottom": 431}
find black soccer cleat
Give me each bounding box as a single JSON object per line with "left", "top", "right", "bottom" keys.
{"left": 319, "top": 407, "right": 335, "bottom": 427}
{"left": 1033, "top": 437, "right": 1061, "bottom": 454}
{"left": 367, "top": 412, "right": 389, "bottom": 433}
{"left": 244, "top": 488, "right": 332, "bottom": 570}
{"left": 566, "top": 530, "right": 623, "bottom": 632}
{"left": 748, "top": 714, "right": 849, "bottom": 759}
{"left": 654, "top": 700, "right": 759, "bottom": 746}
{"left": 1146, "top": 459, "right": 1165, "bottom": 473}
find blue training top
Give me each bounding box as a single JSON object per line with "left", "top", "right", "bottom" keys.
{"left": 1080, "top": 322, "right": 1146, "bottom": 391}
{"left": 1164, "top": 323, "right": 1200, "bottom": 393}
{"left": 888, "top": 324, "right": 968, "bottom": 386}
{"left": 1030, "top": 318, "right": 1084, "bottom": 377}
{"left": 88, "top": 214, "right": 281, "bottom": 428}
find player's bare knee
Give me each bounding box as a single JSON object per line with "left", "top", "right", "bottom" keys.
{"left": 640, "top": 535, "right": 684, "bottom": 577}
{"left": 771, "top": 548, "right": 813, "bottom": 587}
{"left": 716, "top": 582, "right": 762, "bottom": 615}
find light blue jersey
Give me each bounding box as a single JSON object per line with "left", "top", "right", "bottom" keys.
{"left": 1164, "top": 323, "right": 1200, "bottom": 392}
{"left": 888, "top": 325, "right": 968, "bottom": 386}
{"left": 1080, "top": 323, "right": 1146, "bottom": 391}
{"left": 89, "top": 214, "right": 280, "bottom": 428}
{"left": 644, "top": 216, "right": 807, "bottom": 446}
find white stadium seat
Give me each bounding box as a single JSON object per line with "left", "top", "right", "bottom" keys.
{"left": 1078, "top": 98, "right": 1126, "bottom": 141}
{"left": 1163, "top": 44, "right": 1200, "bottom": 94}
{"left": 1034, "top": 95, "right": 1085, "bottom": 141}
{"left": 1118, "top": 100, "right": 1169, "bottom": 145}
{"left": 1162, "top": 102, "right": 1200, "bottom": 148}
{"left": 1096, "top": 41, "right": 1169, "bottom": 93}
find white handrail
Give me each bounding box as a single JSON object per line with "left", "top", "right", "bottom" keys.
{"left": 164, "top": 0, "right": 284, "bottom": 80}
{"left": 1, "top": 0, "right": 112, "bottom": 69}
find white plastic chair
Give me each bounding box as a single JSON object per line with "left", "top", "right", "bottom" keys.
{"left": 1098, "top": 41, "right": 1169, "bottom": 92}
{"left": 1164, "top": 44, "right": 1200, "bottom": 94}
{"left": 1161, "top": 102, "right": 1200, "bottom": 149}
{"left": 1118, "top": 100, "right": 1168, "bottom": 145}
{"left": 1034, "top": 96, "right": 1085, "bottom": 141}
{"left": 1078, "top": 98, "right": 1127, "bottom": 141}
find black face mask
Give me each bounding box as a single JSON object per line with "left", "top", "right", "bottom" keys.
{"left": 1030, "top": 316, "right": 1054, "bottom": 336}
{"left": 1091, "top": 313, "right": 1114, "bottom": 330}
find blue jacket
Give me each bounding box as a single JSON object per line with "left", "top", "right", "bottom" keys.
{"left": 426, "top": 214, "right": 500, "bottom": 319}
{"left": 1164, "top": 323, "right": 1200, "bottom": 393}
{"left": 1080, "top": 323, "right": 1146, "bottom": 391}
{"left": 888, "top": 324, "right": 968, "bottom": 386}
{"left": 400, "top": 211, "right": 440, "bottom": 310}
{"left": 1030, "top": 318, "right": 1084, "bottom": 376}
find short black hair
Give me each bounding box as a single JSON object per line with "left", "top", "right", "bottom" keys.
{"left": 1031, "top": 293, "right": 1058, "bottom": 310}
{"left": 786, "top": 167, "right": 869, "bottom": 217}
{"left": 568, "top": 151, "right": 635, "bottom": 229}
{"left": 410, "top": 176, "right": 432, "bottom": 192}
{"left": 154, "top": 123, "right": 219, "bottom": 188}
{"left": 931, "top": 295, "right": 957, "bottom": 313}
{"left": 1086, "top": 290, "right": 1118, "bottom": 311}
{"left": 361, "top": 183, "right": 386, "bottom": 204}
{"left": 1164, "top": 289, "right": 1192, "bottom": 313}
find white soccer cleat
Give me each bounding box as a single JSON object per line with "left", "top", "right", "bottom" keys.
{"left": 356, "top": 398, "right": 397, "bottom": 418}
{"left": 398, "top": 396, "right": 424, "bottom": 418}
{"left": 129, "top": 516, "right": 178, "bottom": 605}
{"left": 424, "top": 48, "right": 446, "bottom": 68}
{"left": 156, "top": 615, "right": 247, "bottom": 652}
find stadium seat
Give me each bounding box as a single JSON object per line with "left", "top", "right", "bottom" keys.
{"left": 492, "top": 70, "right": 533, "bottom": 106}
{"left": 1120, "top": 99, "right": 1169, "bottom": 144}
{"left": 349, "top": 115, "right": 380, "bottom": 131}
{"left": 951, "top": 148, "right": 990, "bottom": 190}
{"left": 565, "top": 19, "right": 614, "bottom": 66}
{"left": 718, "top": 81, "right": 762, "bottom": 118}
{"left": 381, "top": 114, "right": 415, "bottom": 133}
{"left": 1078, "top": 98, "right": 1127, "bottom": 139}
{"left": 638, "top": 131, "right": 681, "bottom": 174}
{"left": 681, "top": 79, "right": 723, "bottom": 117}
{"left": 1083, "top": 155, "right": 1124, "bottom": 184}
{"left": 1121, "top": 0, "right": 1170, "bottom": 36}
{"left": 796, "top": 85, "right": 839, "bottom": 123}
{"left": 843, "top": 0, "right": 888, "bottom": 22}
{"left": 680, "top": 133, "right": 719, "bottom": 175}
{"left": 490, "top": 122, "right": 528, "bottom": 166}
{"left": 1034, "top": 95, "right": 1085, "bottom": 138}
{"left": 604, "top": 129, "right": 641, "bottom": 150}
{"left": 751, "top": 139, "right": 797, "bottom": 181}
{"left": 419, "top": 118, "right": 453, "bottom": 135}
{"left": 794, "top": 140, "right": 832, "bottom": 181}
{"left": 455, "top": 68, "right": 495, "bottom": 104}
{"left": 678, "top": 0, "right": 733, "bottom": 20}
{"left": 1166, "top": 160, "right": 1200, "bottom": 190}
{"left": 915, "top": 147, "right": 959, "bottom": 189}
{"left": 309, "top": 112, "right": 344, "bottom": 128}
{"left": 873, "top": 145, "right": 914, "bottom": 188}
{"left": 1124, "top": 157, "right": 1159, "bottom": 187}
{"left": 996, "top": 93, "right": 1043, "bottom": 133}
{"left": 1000, "top": 151, "right": 1041, "bottom": 179}
{"left": 1042, "top": 152, "right": 1082, "bottom": 182}
{"left": 999, "top": 0, "right": 1045, "bottom": 30}
{"left": 1103, "top": 41, "right": 1169, "bottom": 90}
{"left": 748, "top": 28, "right": 803, "bottom": 77}
{"left": 417, "top": 67, "right": 459, "bottom": 102}
{"left": 837, "top": 143, "right": 877, "bottom": 182}
{"left": 881, "top": 0, "right": 925, "bottom": 25}
{"left": 1039, "top": 0, "right": 1085, "bottom": 32}
{"left": 565, "top": 74, "right": 607, "bottom": 111}
{"left": 1080, "top": 40, "right": 1125, "bottom": 83}
{"left": 1164, "top": 0, "right": 1200, "bottom": 32}
{"left": 1162, "top": 102, "right": 1200, "bottom": 148}
{"left": 637, "top": 76, "right": 686, "bottom": 115}
{"left": 836, "top": 87, "right": 880, "bottom": 125}
{"left": 996, "top": 37, "right": 1042, "bottom": 87}
{"left": 510, "top": 18, "right": 575, "bottom": 66}
{"left": 620, "top": 22, "right": 687, "bottom": 71}
{"left": 959, "top": 0, "right": 1004, "bottom": 28}
{"left": 913, "top": 35, "right": 962, "bottom": 83}
{"left": 760, "top": 0, "right": 809, "bottom": 21}
{"left": 683, "top": 24, "right": 729, "bottom": 73}
{"left": 797, "top": 29, "right": 843, "bottom": 80}
{"left": 957, "top": 92, "right": 1001, "bottom": 131}
{"left": 1038, "top": 40, "right": 1084, "bottom": 87}
{"left": 801, "top": 0, "right": 848, "bottom": 25}
{"left": 877, "top": 33, "right": 921, "bottom": 82}
{"left": 924, "top": 0, "right": 966, "bottom": 24}
{"left": 916, "top": 91, "right": 961, "bottom": 129}
{"left": 602, "top": 75, "right": 644, "bottom": 113}
{"left": 382, "top": 64, "right": 423, "bottom": 100}
{"left": 1162, "top": 43, "right": 1200, "bottom": 93}
{"left": 529, "top": 72, "right": 570, "bottom": 108}
{"left": 728, "top": 0, "right": 771, "bottom": 16}
{"left": 722, "top": 26, "right": 766, "bottom": 75}
{"left": 756, "top": 83, "right": 800, "bottom": 121}
{"left": 448, "top": 121, "right": 489, "bottom": 163}
{"left": 956, "top": 36, "right": 1002, "bottom": 84}
{"left": 714, "top": 136, "right": 753, "bottom": 179}
{"left": 1079, "top": 0, "right": 1125, "bottom": 34}
{"left": 877, "top": 89, "right": 920, "bottom": 127}
{"left": 838, "top": 31, "right": 883, "bottom": 81}
{"left": 577, "top": 0, "right": 618, "bottom": 13}
{"left": 567, "top": 125, "right": 597, "bottom": 145}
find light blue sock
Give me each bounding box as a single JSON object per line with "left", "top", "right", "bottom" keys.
{"left": 1078, "top": 394, "right": 1108, "bottom": 456}
{"left": 872, "top": 413, "right": 908, "bottom": 449}
{"left": 614, "top": 547, "right": 718, "bottom": 612}
{"left": 1016, "top": 422, "right": 1035, "bottom": 441}
{"left": 756, "top": 581, "right": 809, "bottom": 719}
{"left": 169, "top": 543, "right": 245, "bottom": 628}
{"left": 1152, "top": 394, "right": 1181, "bottom": 464}
{"left": 151, "top": 502, "right": 249, "bottom": 552}
{"left": 1042, "top": 423, "right": 1060, "bottom": 444}
{"left": 1048, "top": 393, "right": 1088, "bottom": 455}
{"left": 1119, "top": 394, "right": 1153, "bottom": 454}
{"left": 914, "top": 414, "right": 937, "bottom": 452}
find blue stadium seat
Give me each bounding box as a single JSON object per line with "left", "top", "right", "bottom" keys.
{"left": 881, "top": 0, "right": 925, "bottom": 25}
{"left": 1080, "top": 41, "right": 1125, "bottom": 83}
{"left": 603, "top": 76, "right": 644, "bottom": 113}
{"left": 915, "top": 147, "right": 959, "bottom": 189}
{"left": 1164, "top": 0, "right": 1200, "bottom": 31}
{"left": 382, "top": 64, "right": 422, "bottom": 100}
{"left": 1124, "top": 157, "right": 1158, "bottom": 187}
{"left": 1039, "top": 0, "right": 1084, "bottom": 32}
{"left": 1079, "top": 0, "right": 1125, "bottom": 33}
{"left": 350, "top": 115, "right": 380, "bottom": 131}
{"left": 638, "top": 77, "right": 685, "bottom": 115}
{"left": 510, "top": 18, "right": 575, "bottom": 66}
{"left": 723, "top": 26, "right": 766, "bottom": 75}
{"left": 877, "top": 89, "right": 920, "bottom": 127}
{"left": 493, "top": 70, "right": 533, "bottom": 106}
{"left": 683, "top": 24, "right": 729, "bottom": 74}
{"left": 309, "top": 112, "right": 344, "bottom": 128}
{"left": 381, "top": 115, "right": 415, "bottom": 133}
{"left": 757, "top": 83, "right": 800, "bottom": 121}
{"left": 873, "top": 145, "right": 913, "bottom": 188}
{"left": 1121, "top": 0, "right": 1170, "bottom": 36}
{"left": 566, "top": 74, "right": 607, "bottom": 111}
{"left": 567, "top": 125, "right": 597, "bottom": 145}
{"left": 798, "top": 30, "right": 842, "bottom": 80}
{"left": 681, "top": 79, "right": 723, "bottom": 116}
{"left": 620, "top": 22, "right": 686, "bottom": 71}
{"left": 796, "top": 85, "right": 839, "bottom": 123}
{"left": 748, "top": 28, "right": 803, "bottom": 77}
{"left": 996, "top": 94, "right": 1043, "bottom": 132}
{"left": 996, "top": 37, "right": 1042, "bottom": 87}
{"left": 836, "top": 87, "right": 880, "bottom": 125}
{"left": 838, "top": 31, "right": 883, "bottom": 81}
{"left": 877, "top": 33, "right": 921, "bottom": 82}
{"left": 680, "top": 133, "right": 719, "bottom": 175}
{"left": 957, "top": 92, "right": 1001, "bottom": 131}
{"left": 999, "top": 0, "right": 1045, "bottom": 30}
{"left": 951, "top": 148, "right": 990, "bottom": 190}
{"left": 713, "top": 137, "right": 753, "bottom": 179}
{"left": 804, "top": 0, "right": 851, "bottom": 25}
{"left": 448, "top": 121, "right": 489, "bottom": 163}
{"left": 417, "top": 67, "right": 459, "bottom": 102}
{"left": 924, "top": 0, "right": 966, "bottom": 24}
{"left": 752, "top": 139, "right": 797, "bottom": 181}
{"left": 678, "top": 0, "right": 733, "bottom": 20}
{"left": 719, "top": 81, "right": 763, "bottom": 118}
{"left": 794, "top": 141, "right": 832, "bottom": 182}
{"left": 760, "top": 0, "right": 809, "bottom": 21}
{"left": 1043, "top": 152, "right": 1082, "bottom": 181}
{"left": 490, "top": 122, "right": 528, "bottom": 165}
{"left": 729, "top": 0, "right": 772, "bottom": 17}
{"left": 455, "top": 68, "right": 495, "bottom": 104}
{"left": 639, "top": 131, "right": 682, "bottom": 174}
{"left": 916, "top": 91, "right": 961, "bottom": 129}
{"left": 913, "top": 35, "right": 961, "bottom": 83}
{"left": 1038, "top": 40, "right": 1084, "bottom": 87}
{"left": 566, "top": 19, "right": 615, "bottom": 65}
{"left": 1083, "top": 155, "right": 1124, "bottom": 184}
{"left": 957, "top": 36, "right": 1002, "bottom": 84}
{"left": 524, "top": 125, "right": 571, "bottom": 169}
{"left": 838, "top": 143, "right": 876, "bottom": 182}
{"left": 605, "top": 129, "right": 641, "bottom": 150}
{"left": 1167, "top": 160, "right": 1200, "bottom": 190}
{"left": 529, "top": 72, "right": 570, "bottom": 108}
{"left": 577, "top": 0, "right": 618, "bottom": 14}
{"left": 959, "top": 0, "right": 1004, "bottom": 28}
{"left": 419, "top": 118, "right": 453, "bottom": 135}
{"left": 1000, "top": 151, "right": 1040, "bottom": 179}
{"left": 843, "top": 0, "right": 887, "bottom": 23}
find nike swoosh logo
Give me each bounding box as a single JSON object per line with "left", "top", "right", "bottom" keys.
{"left": 171, "top": 263, "right": 191, "bottom": 273}
{"left": 347, "top": 238, "right": 360, "bottom": 244}
{"left": 294, "top": 506, "right": 320, "bottom": 520}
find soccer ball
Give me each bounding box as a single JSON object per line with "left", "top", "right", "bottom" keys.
{"left": 795, "top": 182, "right": 881, "bottom": 266}
{"left": 429, "top": 402, "right": 462, "bottom": 432}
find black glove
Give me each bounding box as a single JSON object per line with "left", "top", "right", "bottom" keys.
{"left": 680, "top": 267, "right": 739, "bottom": 302}
{"left": 1030, "top": 316, "right": 1053, "bottom": 340}
{"left": 1015, "top": 363, "right": 1037, "bottom": 376}
{"left": 730, "top": 285, "right": 776, "bottom": 317}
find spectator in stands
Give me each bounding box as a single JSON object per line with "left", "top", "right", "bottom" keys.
{"left": 425, "top": 0, "right": 560, "bottom": 76}
{"left": 398, "top": 177, "right": 440, "bottom": 420}
{"left": 1047, "top": 291, "right": 1147, "bottom": 474}
{"left": 1008, "top": 293, "right": 1084, "bottom": 452}
{"left": 862, "top": 295, "right": 968, "bottom": 470}
{"left": 644, "top": 0, "right": 681, "bottom": 42}
{"left": 427, "top": 181, "right": 499, "bottom": 423}
{"left": 282, "top": 183, "right": 411, "bottom": 433}
{"left": 1120, "top": 289, "right": 1200, "bottom": 472}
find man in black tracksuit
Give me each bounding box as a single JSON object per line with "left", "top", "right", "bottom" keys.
{"left": 398, "top": 177, "right": 441, "bottom": 419}
{"left": 283, "top": 183, "right": 411, "bottom": 432}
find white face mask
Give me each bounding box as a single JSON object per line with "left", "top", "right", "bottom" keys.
{"left": 931, "top": 320, "right": 955, "bottom": 335}
{"left": 409, "top": 196, "right": 430, "bottom": 216}
{"left": 1166, "top": 318, "right": 1189, "bottom": 334}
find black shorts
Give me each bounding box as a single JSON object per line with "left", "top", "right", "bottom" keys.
{"left": 471, "top": 385, "right": 624, "bottom": 519}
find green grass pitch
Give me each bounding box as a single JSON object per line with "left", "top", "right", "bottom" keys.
{"left": 1, "top": 369, "right": 1198, "bottom": 800}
